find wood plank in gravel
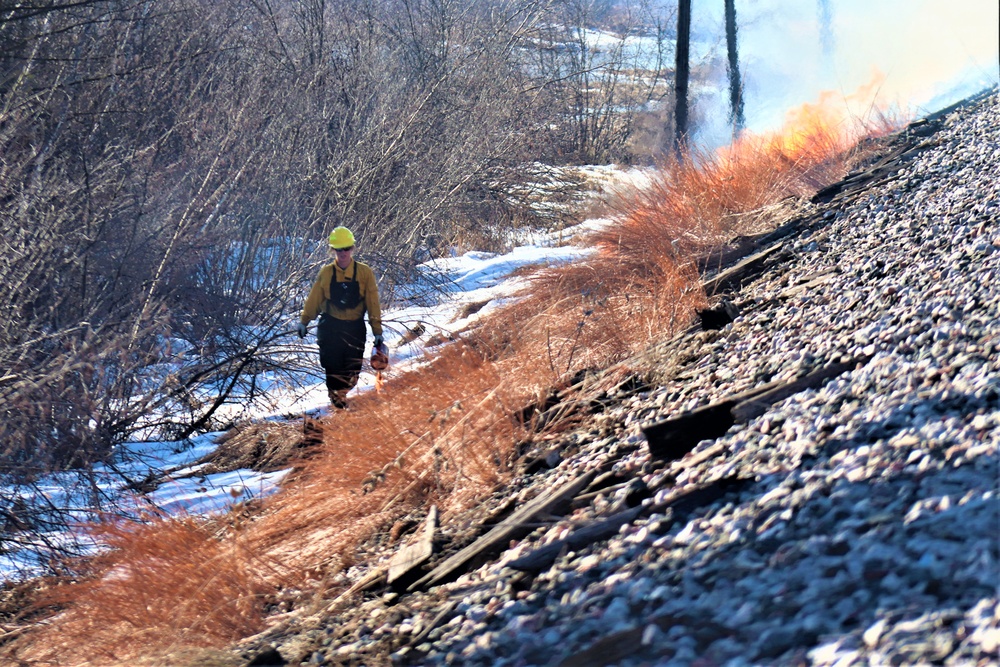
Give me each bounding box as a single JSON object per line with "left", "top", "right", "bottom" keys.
{"left": 322, "top": 567, "right": 387, "bottom": 615}
{"left": 557, "top": 613, "right": 723, "bottom": 667}
{"left": 572, "top": 479, "right": 631, "bottom": 509}
{"left": 643, "top": 400, "right": 738, "bottom": 462}
{"left": 387, "top": 505, "right": 438, "bottom": 588}
{"left": 409, "top": 470, "right": 597, "bottom": 592}
{"left": 779, "top": 268, "right": 840, "bottom": 299}
{"left": 556, "top": 624, "right": 647, "bottom": 667}
{"left": 702, "top": 242, "right": 789, "bottom": 295}
{"left": 506, "top": 506, "right": 644, "bottom": 572}
{"left": 645, "top": 358, "right": 866, "bottom": 460}
{"left": 650, "top": 474, "right": 756, "bottom": 519}
{"left": 406, "top": 599, "right": 459, "bottom": 649}
{"left": 730, "top": 358, "right": 862, "bottom": 422}
{"left": 511, "top": 470, "right": 756, "bottom": 574}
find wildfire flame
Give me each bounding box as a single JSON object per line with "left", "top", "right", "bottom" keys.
{"left": 777, "top": 68, "right": 893, "bottom": 155}
{"left": 716, "top": 69, "right": 902, "bottom": 172}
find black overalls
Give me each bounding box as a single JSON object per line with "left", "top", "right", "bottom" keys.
{"left": 316, "top": 263, "right": 366, "bottom": 397}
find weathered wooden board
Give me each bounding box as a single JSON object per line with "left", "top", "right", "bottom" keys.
{"left": 322, "top": 567, "right": 386, "bottom": 615}
{"left": 556, "top": 625, "right": 647, "bottom": 667}
{"left": 779, "top": 269, "right": 840, "bottom": 299}
{"left": 642, "top": 400, "right": 737, "bottom": 461}
{"left": 730, "top": 359, "right": 861, "bottom": 422}
{"left": 702, "top": 242, "right": 788, "bottom": 295}
{"left": 506, "top": 506, "right": 644, "bottom": 572}
{"left": 649, "top": 474, "right": 754, "bottom": 519}
{"left": 409, "top": 470, "right": 597, "bottom": 591}
{"left": 387, "top": 506, "right": 438, "bottom": 588}
{"left": 644, "top": 358, "right": 865, "bottom": 461}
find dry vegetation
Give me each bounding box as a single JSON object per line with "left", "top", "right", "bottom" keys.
{"left": 604, "top": 110, "right": 893, "bottom": 268}
{"left": 0, "top": 0, "right": 683, "bottom": 477}
{"left": 3, "top": 109, "right": 899, "bottom": 664}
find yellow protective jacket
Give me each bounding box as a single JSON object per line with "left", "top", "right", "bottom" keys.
{"left": 300, "top": 260, "right": 383, "bottom": 336}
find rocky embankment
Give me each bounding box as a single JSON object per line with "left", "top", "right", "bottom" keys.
{"left": 239, "top": 91, "right": 1000, "bottom": 667}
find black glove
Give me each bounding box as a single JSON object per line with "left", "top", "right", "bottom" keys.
{"left": 297, "top": 323, "right": 307, "bottom": 339}
{"left": 373, "top": 335, "right": 383, "bottom": 347}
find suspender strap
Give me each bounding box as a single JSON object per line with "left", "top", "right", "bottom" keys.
{"left": 327, "top": 262, "right": 363, "bottom": 312}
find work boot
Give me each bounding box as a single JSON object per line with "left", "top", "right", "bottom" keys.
{"left": 329, "top": 390, "right": 349, "bottom": 410}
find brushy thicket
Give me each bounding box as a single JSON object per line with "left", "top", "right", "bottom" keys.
{"left": 20, "top": 518, "right": 281, "bottom": 661}
{"left": 0, "top": 0, "right": 683, "bottom": 476}
{"left": 5, "top": 107, "right": 900, "bottom": 664}
{"left": 0, "top": 0, "right": 684, "bottom": 609}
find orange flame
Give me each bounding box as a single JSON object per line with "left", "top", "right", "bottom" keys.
{"left": 777, "top": 68, "right": 891, "bottom": 155}
{"left": 719, "top": 69, "right": 900, "bottom": 167}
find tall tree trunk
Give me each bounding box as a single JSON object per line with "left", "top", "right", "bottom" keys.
{"left": 724, "top": 0, "right": 745, "bottom": 136}
{"left": 673, "top": 0, "right": 691, "bottom": 159}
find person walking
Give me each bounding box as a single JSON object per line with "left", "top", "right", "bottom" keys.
{"left": 298, "top": 226, "right": 383, "bottom": 409}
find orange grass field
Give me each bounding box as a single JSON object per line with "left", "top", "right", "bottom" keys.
{"left": 5, "top": 105, "right": 900, "bottom": 665}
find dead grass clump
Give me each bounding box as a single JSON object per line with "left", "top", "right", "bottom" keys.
{"left": 470, "top": 255, "right": 704, "bottom": 386}
{"left": 602, "top": 107, "right": 899, "bottom": 272}
{"left": 210, "top": 341, "right": 542, "bottom": 604}
{"left": 10, "top": 344, "right": 539, "bottom": 663}
{"left": 200, "top": 421, "right": 306, "bottom": 474}
{"left": 472, "top": 108, "right": 902, "bottom": 393}
{"left": 454, "top": 299, "right": 491, "bottom": 321}
{"left": 12, "top": 517, "right": 281, "bottom": 666}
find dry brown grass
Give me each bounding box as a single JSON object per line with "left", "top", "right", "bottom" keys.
{"left": 472, "top": 255, "right": 704, "bottom": 384}
{"left": 13, "top": 516, "right": 281, "bottom": 665}
{"left": 602, "top": 108, "right": 896, "bottom": 271}
{"left": 6, "top": 105, "right": 900, "bottom": 665}
{"left": 7, "top": 346, "right": 536, "bottom": 666}
{"left": 249, "top": 344, "right": 535, "bottom": 572}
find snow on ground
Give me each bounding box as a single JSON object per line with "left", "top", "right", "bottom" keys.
{"left": 0, "top": 431, "right": 293, "bottom": 579}
{"left": 0, "top": 214, "right": 608, "bottom": 583}
{"left": 269, "top": 221, "right": 605, "bottom": 418}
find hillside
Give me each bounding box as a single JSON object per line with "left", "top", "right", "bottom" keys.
{"left": 3, "top": 89, "right": 997, "bottom": 666}
{"left": 204, "top": 92, "right": 999, "bottom": 666}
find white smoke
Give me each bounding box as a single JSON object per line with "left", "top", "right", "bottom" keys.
{"left": 692, "top": 0, "right": 1000, "bottom": 147}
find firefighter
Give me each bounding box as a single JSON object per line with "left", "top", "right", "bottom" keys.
{"left": 298, "top": 226, "right": 383, "bottom": 409}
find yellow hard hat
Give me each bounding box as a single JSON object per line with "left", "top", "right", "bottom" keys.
{"left": 328, "top": 226, "right": 355, "bottom": 249}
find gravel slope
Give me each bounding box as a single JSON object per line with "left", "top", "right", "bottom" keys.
{"left": 242, "top": 91, "right": 999, "bottom": 667}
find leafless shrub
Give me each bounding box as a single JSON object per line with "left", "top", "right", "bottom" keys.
{"left": 0, "top": 1, "right": 700, "bottom": 598}
{"left": 522, "top": 0, "right": 678, "bottom": 164}
{"left": 0, "top": 0, "right": 609, "bottom": 475}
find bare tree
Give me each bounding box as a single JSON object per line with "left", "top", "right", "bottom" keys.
{"left": 523, "top": 0, "right": 675, "bottom": 164}
{"left": 0, "top": 0, "right": 312, "bottom": 469}
{"left": 724, "top": 0, "right": 744, "bottom": 136}
{"left": 0, "top": 0, "right": 577, "bottom": 477}
{"left": 0, "top": 0, "right": 701, "bottom": 483}
{"left": 673, "top": 0, "right": 690, "bottom": 158}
